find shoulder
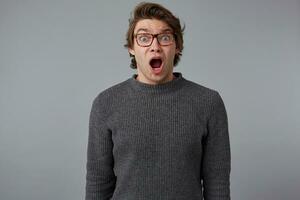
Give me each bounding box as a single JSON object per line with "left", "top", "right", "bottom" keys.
{"left": 182, "top": 78, "right": 221, "bottom": 100}
{"left": 90, "top": 79, "right": 131, "bottom": 112}
{"left": 95, "top": 79, "right": 130, "bottom": 99}
{"left": 181, "top": 78, "right": 225, "bottom": 114}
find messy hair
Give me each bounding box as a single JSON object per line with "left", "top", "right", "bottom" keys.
{"left": 124, "top": 2, "right": 184, "bottom": 69}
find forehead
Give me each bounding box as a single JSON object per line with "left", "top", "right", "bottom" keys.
{"left": 134, "top": 19, "right": 172, "bottom": 33}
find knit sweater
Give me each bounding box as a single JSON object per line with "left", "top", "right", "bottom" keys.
{"left": 85, "top": 72, "right": 231, "bottom": 200}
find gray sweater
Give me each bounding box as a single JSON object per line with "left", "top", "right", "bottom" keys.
{"left": 85, "top": 72, "right": 231, "bottom": 200}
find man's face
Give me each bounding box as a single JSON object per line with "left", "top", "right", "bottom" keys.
{"left": 129, "top": 19, "right": 179, "bottom": 85}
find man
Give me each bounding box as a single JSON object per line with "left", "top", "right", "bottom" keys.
{"left": 85, "top": 2, "right": 231, "bottom": 200}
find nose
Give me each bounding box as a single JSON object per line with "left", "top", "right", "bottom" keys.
{"left": 150, "top": 37, "right": 161, "bottom": 52}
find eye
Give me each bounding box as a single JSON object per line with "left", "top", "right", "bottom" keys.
{"left": 160, "top": 34, "right": 171, "bottom": 42}
{"left": 138, "top": 34, "right": 151, "bottom": 43}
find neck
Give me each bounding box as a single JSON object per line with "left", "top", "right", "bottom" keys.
{"left": 135, "top": 73, "right": 175, "bottom": 85}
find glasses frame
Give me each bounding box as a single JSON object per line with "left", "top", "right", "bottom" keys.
{"left": 134, "top": 32, "right": 176, "bottom": 47}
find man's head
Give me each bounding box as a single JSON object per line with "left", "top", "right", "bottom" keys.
{"left": 125, "top": 2, "right": 184, "bottom": 85}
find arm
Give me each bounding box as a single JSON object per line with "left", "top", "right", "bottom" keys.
{"left": 202, "top": 92, "right": 231, "bottom": 200}
{"left": 85, "top": 98, "right": 116, "bottom": 200}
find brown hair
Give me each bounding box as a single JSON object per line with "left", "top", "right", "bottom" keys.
{"left": 124, "top": 2, "right": 184, "bottom": 69}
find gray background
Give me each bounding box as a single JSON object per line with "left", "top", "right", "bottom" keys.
{"left": 1, "top": 0, "right": 299, "bottom": 199}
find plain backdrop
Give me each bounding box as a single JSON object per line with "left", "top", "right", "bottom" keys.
{"left": 1, "top": 0, "right": 299, "bottom": 200}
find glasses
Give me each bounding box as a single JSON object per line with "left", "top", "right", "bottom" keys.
{"left": 134, "top": 32, "right": 175, "bottom": 47}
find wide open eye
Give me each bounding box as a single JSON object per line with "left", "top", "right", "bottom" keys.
{"left": 137, "top": 34, "right": 152, "bottom": 44}
{"left": 158, "top": 33, "right": 174, "bottom": 45}
{"left": 160, "top": 34, "right": 171, "bottom": 42}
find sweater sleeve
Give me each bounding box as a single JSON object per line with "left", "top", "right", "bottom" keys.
{"left": 201, "top": 92, "right": 231, "bottom": 200}
{"left": 85, "top": 97, "right": 116, "bottom": 200}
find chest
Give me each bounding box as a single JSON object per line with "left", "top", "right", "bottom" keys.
{"left": 108, "top": 96, "right": 208, "bottom": 157}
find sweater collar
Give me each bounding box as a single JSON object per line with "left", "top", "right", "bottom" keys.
{"left": 129, "top": 72, "right": 185, "bottom": 94}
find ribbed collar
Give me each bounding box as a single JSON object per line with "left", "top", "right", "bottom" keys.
{"left": 128, "top": 72, "right": 185, "bottom": 94}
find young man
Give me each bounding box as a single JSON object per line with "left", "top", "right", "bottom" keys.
{"left": 85, "top": 2, "right": 231, "bottom": 200}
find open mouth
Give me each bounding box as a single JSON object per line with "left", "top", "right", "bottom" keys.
{"left": 150, "top": 58, "right": 162, "bottom": 68}
{"left": 149, "top": 58, "right": 163, "bottom": 74}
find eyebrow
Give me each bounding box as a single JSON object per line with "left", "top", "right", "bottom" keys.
{"left": 135, "top": 28, "right": 173, "bottom": 34}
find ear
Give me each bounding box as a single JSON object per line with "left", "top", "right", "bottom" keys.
{"left": 128, "top": 48, "right": 135, "bottom": 56}
{"left": 175, "top": 48, "right": 180, "bottom": 55}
